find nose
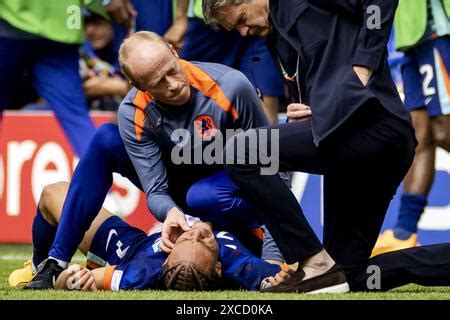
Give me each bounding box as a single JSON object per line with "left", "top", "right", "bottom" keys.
{"left": 166, "top": 76, "right": 179, "bottom": 92}
{"left": 238, "top": 26, "right": 249, "bottom": 37}
{"left": 191, "top": 229, "right": 203, "bottom": 241}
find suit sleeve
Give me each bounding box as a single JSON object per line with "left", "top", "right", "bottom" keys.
{"left": 217, "top": 69, "right": 270, "bottom": 131}
{"left": 309, "top": 0, "right": 399, "bottom": 70}
{"left": 118, "top": 96, "right": 180, "bottom": 222}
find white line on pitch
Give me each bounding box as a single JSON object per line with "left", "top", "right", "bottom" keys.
{"left": 0, "top": 255, "right": 85, "bottom": 262}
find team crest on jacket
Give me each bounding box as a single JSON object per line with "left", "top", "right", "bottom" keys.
{"left": 194, "top": 115, "right": 217, "bottom": 141}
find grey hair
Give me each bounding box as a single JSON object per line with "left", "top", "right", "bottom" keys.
{"left": 202, "top": 0, "right": 246, "bottom": 30}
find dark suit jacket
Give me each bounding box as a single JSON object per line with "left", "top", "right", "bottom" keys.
{"left": 268, "top": 0, "right": 412, "bottom": 145}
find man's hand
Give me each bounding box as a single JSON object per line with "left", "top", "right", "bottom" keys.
{"left": 287, "top": 103, "right": 312, "bottom": 122}
{"left": 352, "top": 65, "right": 373, "bottom": 87}
{"left": 160, "top": 207, "right": 191, "bottom": 253}
{"left": 164, "top": 17, "right": 189, "bottom": 51}
{"left": 105, "top": 0, "right": 137, "bottom": 27}
{"left": 54, "top": 264, "right": 97, "bottom": 291}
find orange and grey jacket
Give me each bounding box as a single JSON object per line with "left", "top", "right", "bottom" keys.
{"left": 118, "top": 60, "right": 268, "bottom": 221}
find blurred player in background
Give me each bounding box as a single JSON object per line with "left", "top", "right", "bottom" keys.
{"left": 373, "top": 0, "right": 450, "bottom": 256}
{"left": 0, "top": 0, "right": 135, "bottom": 155}
{"left": 81, "top": 10, "right": 129, "bottom": 110}
{"left": 132, "top": 0, "right": 173, "bottom": 35}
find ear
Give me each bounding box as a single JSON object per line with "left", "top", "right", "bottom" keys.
{"left": 130, "top": 80, "right": 143, "bottom": 91}
{"left": 215, "top": 261, "right": 222, "bottom": 278}
{"left": 169, "top": 44, "right": 180, "bottom": 59}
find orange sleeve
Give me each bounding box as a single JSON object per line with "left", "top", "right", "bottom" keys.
{"left": 280, "top": 264, "right": 294, "bottom": 273}
{"left": 102, "top": 266, "right": 117, "bottom": 291}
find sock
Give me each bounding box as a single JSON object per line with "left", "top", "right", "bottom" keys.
{"left": 32, "top": 206, "right": 57, "bottom": 268}
{"left": 394, "top": 193, "right": 427, "bottom": 239}
{"left": 48, "top": 256, "right": 68, "bottom": 269}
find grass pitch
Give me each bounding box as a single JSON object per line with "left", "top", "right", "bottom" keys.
{"left": 1, "top": 244, "right": 449, "bottom": 300}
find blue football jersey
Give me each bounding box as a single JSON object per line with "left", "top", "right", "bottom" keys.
{"left": 90, "top": 217, "right": 280, "bottom": 291}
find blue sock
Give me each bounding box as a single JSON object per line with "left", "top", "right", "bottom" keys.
{"left": 32, "top": 206, "right": 57, "bottom": 268}
{"left": 394, "top": 194, "right": 427, "bottom": 240}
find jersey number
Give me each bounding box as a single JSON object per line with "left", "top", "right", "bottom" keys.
{"left": 419, "top": 64, "right": 436, "bottom": 97}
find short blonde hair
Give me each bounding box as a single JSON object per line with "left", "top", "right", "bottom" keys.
{"left": 118, "top": 31, "right": 172, "bottom": 84}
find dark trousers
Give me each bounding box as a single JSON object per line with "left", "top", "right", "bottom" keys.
{"left": 224, "top": 102, "right": 417, "bottom": 280}
{"left": 351, "top": 243, "right": 450, "bottom": 291}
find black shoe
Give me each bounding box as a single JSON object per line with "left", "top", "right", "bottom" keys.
{"left": 23, "top": 259, "right": 64, "bottom": 290}
{"left": 261, "top": 264, "right": 350, "bottom": 294}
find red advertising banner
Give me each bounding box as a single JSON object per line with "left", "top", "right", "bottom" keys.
{"left": 2, "top": 112, "right": 449, "bottom": 245}
{"left": 0, "top": 112, "right": 157, "bottom": 243}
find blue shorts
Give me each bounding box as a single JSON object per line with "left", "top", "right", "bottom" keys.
{"left": 181, "top": 18, "right": 284, "bottom": 97}
{"left": 87, "top": 216, "right": 162, "bottom": 269}
{"left": 401, "top": 36, "right": 450, "bottom": 117}
{"left": 132, "top": 0, "right": 173, "bottom": 35}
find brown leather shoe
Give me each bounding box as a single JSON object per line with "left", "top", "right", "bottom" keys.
{"left": 261, "top": 264, "right": 350, "bottom": 294}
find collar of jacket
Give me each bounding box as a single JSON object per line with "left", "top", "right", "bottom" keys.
{"left": 269, "top": 0, "right": 308, "bottom": 32}
{"left": 268, "top": 0, "right": 309, "bottom": 56}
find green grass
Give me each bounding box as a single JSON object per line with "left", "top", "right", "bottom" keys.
{"left": 1, "top": 244, "right": 450, "bottom": 300}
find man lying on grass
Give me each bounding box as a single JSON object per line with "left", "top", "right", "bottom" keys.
{"left": 10, "top": 182, "right": 292, "bottom": 291}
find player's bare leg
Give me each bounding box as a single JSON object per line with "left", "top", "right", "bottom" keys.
{"left": 431, "top": 114, "right": 450, "bottom": 151}
{"left": 404, "top": 110, "right": 436, "bottom": 196}
{"left": 9, "top": 182, "right": 112, "bottom": 288}
{"left": 38, "top": 182, "right": 113, "bottom": 255}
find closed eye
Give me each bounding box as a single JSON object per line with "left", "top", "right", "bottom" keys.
{"left": 235, "top": 12, "right": 245, "bottom": 28}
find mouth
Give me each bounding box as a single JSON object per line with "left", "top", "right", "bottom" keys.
{"left": 170, "top": 87, "right": 183, "bottom": 99}
{"left": 251, "top": 27, "right": 269, "bottom": 38}
{"left": 249, "top": 27, "right": 262, "bottom": 36}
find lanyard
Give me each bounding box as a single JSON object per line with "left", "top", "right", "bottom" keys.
{"left": 278, "top": 54, "right": 302, "bottom": 103}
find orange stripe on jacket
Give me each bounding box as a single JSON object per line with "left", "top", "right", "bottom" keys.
{"left": 133, "top": 91, "right": 154, "bottom": 141}
{"left": 437, "top": 51, "right": 450, "bottom": 99}
{"left": 179, "top": 60, "right": 239, "bottom": 120}
{"left": 103, "top": 265, "right": 117, "bottom": 291}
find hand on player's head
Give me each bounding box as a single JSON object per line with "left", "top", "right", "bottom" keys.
{"left": 161, "top": 222, "right": 221, "bottom": 291}
{"left": 160, "top": 207, "right": 191, "bottom": 253}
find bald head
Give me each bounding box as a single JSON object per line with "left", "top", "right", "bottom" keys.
{"left": 119, "top": 31, "right": 191, "bottom": 106}
{"left": 119, "top": 31, "right": 173, "bottom": 86}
